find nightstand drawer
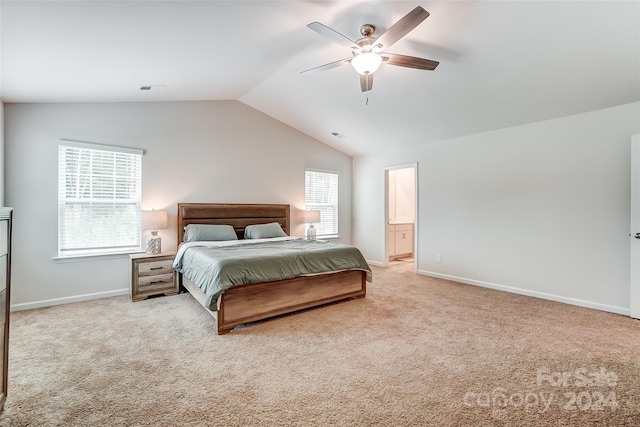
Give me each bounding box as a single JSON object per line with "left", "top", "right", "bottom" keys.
{"left": 138, "top": 273, "right": 174, "bottom": 288}
{"left": 138, "top": 259, "right": 173, "bottom": 277}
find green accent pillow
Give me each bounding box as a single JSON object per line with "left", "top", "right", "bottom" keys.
{"left": 244, "top": 222, "right": 287, "bottom": 239}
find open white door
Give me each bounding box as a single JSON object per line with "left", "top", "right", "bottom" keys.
{"left": 630, "top": 134, "right": 640, "bottom": 318}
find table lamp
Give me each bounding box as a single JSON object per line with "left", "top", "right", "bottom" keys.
{"left": 140, "top": 209, "right": 168, "bottom": 254}
{"left": 302, "top": 210, "right": 321, "bottom": 240}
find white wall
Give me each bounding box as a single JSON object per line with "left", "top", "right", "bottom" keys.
{"left": 354, "top": 102, "right": 640, "bottom": 314}
{"left": 0, "top": 102, "right": 4, "bottom": 206}
{"left": 5, "top": 101, "right": 353, "bottom": 308}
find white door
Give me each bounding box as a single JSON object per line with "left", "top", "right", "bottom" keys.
{"left": 630, "top": 134, "right": 640, "bottom": 318}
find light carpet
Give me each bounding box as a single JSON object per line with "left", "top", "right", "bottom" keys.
{"left": 0, "top": 264, "right": 638, "bottom": 426}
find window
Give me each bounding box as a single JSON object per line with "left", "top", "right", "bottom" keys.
{"left": 58, "top": 141, "right": 142, "bottom": 258}
{"left": 305, "top": 170, "right": 338, "bottom": 238}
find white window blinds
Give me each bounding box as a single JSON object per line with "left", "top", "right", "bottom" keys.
{"left": 305, "top": 170, "right": 339, "bottom": 237}
{"left": 58, "top": 141, "right": 142, "bottom": 257}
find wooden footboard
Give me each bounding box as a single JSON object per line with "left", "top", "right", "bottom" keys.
{"left": 179, "top": 270, "right": 367, "bottom": 334}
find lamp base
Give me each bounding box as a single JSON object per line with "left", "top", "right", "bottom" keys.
{"left": 146, "top": 231, "right": 162, "bottom": 254}
{"left": 306, "top": 224, "right": 317, "bottom": 241}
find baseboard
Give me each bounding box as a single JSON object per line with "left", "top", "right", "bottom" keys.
{"left": 418, "top": 270, "right": 630, "bottom": 316}
{"left": 10, "top": 288, "right": 130, "bottom": 312}
{"left": 366, "top": 260, "right": 384, "bottom": 267}
{"left": 12, "top": 271, "right": 629, "bottom": 316}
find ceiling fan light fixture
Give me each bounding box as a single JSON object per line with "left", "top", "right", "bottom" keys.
{"left": 351, "top": 52, "right": 382, "bottom": 75}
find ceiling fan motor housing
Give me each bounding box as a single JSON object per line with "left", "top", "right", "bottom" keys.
{"left": 356, "top": 24, "right": 378, "bottom": 52}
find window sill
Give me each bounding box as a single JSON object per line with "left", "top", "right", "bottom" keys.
{"left": 53, "top": 251, "right": 142, "bottom": 263}
{"left": 317, "top": 235, "right": 340, "bottom": 240}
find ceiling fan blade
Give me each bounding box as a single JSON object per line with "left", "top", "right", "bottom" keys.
{"left": 382, "top": 53, "right": 439, "bottom": 70}
{"left": 373, "top": 6, "right": 430, "bottom": 52}
{"left": 307, "top": 22, "right": 362, "bottom": 53}
{"left": 360, "top": 74, "right": 373, "bottom": 92}
{"left": 300, "top": 58, "right": 352, "bottom": 74}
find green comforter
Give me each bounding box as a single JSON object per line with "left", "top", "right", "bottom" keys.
{"left": 173, "top": 237, "right": 372, "bottom": 310}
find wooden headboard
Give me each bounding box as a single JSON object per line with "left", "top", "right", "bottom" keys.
{"left": 177, "top": 203, "right": 290, "bottom": 244}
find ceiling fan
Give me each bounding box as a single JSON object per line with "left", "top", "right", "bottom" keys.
{"left": 301, "top": 6, "right": 439, "bottom": 92}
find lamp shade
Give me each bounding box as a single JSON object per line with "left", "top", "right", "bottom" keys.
{"left": 302, "top": 210, "right": 321, "bottom": 224}
{"left": 351, "top": 52, "right": 383, "bottom": 75}
{"left": 140, "top": 209, "right": 168, "bottom": 231}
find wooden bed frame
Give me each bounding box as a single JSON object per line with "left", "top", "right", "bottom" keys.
{"left": 176, "top": 203, "right": 367, "bottom": 334}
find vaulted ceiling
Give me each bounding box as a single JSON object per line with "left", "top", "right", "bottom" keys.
{"left": 2, "top": 1, "right": 639, "bottom": 156}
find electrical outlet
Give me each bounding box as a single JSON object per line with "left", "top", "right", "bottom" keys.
{"left": 436, "top": 254, "right": 442, "bottom": 263}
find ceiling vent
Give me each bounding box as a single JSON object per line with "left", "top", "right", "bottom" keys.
{"left": 331, "top": 132, "right": 346, "bottom": 139}
{"left": 139, "top": 85, "right": 165, "bottom": 91}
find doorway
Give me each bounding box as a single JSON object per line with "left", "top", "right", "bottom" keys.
{"left": 385, "top": 164, "right": 417, "bottom": 272}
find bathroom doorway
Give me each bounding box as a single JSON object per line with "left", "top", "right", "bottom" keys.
{"left": 385, "top": 164, "right": 417, "bottom": 271}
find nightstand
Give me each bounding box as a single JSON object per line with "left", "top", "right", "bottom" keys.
{"left": 130, "top": 252, "right": 179, "bottom": 301}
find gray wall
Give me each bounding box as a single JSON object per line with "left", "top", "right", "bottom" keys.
{"left": 5, "top": 101, "right": 353, "bottom": 308}
{"left": 353, "top": 102, "right": 640, "bottom": 314}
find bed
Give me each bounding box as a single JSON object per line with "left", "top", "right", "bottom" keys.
{"left": 174, "top": 203, "right": 371, "bottom": 334}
